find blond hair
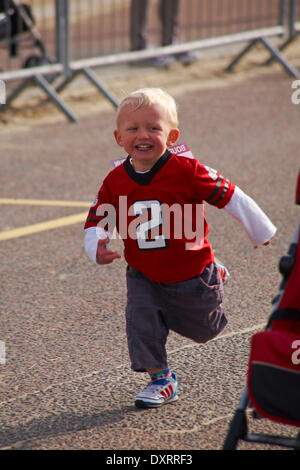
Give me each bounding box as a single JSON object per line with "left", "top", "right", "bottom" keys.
{"left": 116, "top": 88, "right": 179, "bottom": 128}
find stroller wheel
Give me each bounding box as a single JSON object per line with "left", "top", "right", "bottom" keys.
{"left": 223, "top": 409, "right": 248, "bottom": 450}
{"left": 22, "top": 54, "right": 49, "bottom": 68}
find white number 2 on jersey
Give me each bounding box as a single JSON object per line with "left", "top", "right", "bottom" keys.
{"left": 133, "top": 200, "right": 167, "bottom": 250}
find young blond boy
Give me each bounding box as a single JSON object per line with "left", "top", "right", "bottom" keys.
{"left": 84, "top": 88, "right": 276, "bottom": 408}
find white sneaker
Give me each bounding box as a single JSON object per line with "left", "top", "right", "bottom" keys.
{"left": 135, "top": 372, "right": 178, "bottom": 408}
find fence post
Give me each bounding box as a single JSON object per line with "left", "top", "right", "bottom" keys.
{"left": 279, "top": 0, "right": 287, "bottom": 32}
{"left": 265, "top": 0, "right": 299, "bottom": 66}
{"left": 0, "top": 0, "right": 77, "bottom": 122}
{"left": 52, "top": 0, "right": 119, "bottom": 109}
{"left": 55, "top": 0, "right": 71, "bottom": 79}
{"left": 288, "top": 0, "right": 296, "bottom": 39}
{"left": 55, "top": 0, "right": 63, "bottom": 65}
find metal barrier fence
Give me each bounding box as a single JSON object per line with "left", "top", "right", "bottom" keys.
{"left": 0, "top": 0, "right": 299, "bottom": 122}
{"left": 68, "top": 0, "right": 284, "bottom": 59}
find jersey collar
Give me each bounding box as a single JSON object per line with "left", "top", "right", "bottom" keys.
{"left": 123, "top": 150, "right": 172, "bottom": 185}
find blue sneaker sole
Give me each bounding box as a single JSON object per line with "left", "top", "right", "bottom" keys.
{"left": 135, "top": 393, "right": 178, "bottom": 409}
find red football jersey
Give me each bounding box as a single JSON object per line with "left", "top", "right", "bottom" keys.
{"left": 84, "top": 151, "right": 235, "bottom": 283}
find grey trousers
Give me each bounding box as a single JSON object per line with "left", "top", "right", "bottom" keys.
{"left": 130, "top": 0, "right": 180, "bottom": 50}
{"left": 126, "top": 263, "right": 227, "bottom": 372}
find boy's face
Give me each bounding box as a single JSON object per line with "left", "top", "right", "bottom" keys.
{"left": 114, "top": 103, "right": 179, "bottom": 171}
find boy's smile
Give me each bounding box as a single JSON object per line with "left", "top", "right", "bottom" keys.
{"left": 114, "top": 103, "right": 179, "bottom": 172}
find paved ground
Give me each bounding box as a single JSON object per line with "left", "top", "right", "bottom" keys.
{"left": 0, "top": 44, "right": 300, "bottom": 454}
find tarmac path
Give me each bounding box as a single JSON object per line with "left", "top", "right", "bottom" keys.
{"left": 0, "top": 50, "right": 300, "bottom": 452}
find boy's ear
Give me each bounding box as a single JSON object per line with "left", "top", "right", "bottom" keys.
{"left": 114, "top": 129, "right": 123, "bottom": 147}
{"left": 167, "top": 128, "right": 180, "bottom": 147}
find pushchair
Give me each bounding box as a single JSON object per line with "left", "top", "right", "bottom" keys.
{"left": 0, "top": 0, "right": 51, "bottom": 68}
{"left": 223, "top": 171, "right": 300, "bottom": 450}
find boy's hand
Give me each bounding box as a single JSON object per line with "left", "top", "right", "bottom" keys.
{"left": 96, "top": 238, "right": 121, "bottom": 264}
{"left": 254, "top": 240, "right": 272, "bottom": 249}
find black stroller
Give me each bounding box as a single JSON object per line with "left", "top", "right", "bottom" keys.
{"left": 223, "top": 171, "right": 300, "bottom": 450}
{"left": 0, "top": 0, "right": 51, "bottom": 68}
